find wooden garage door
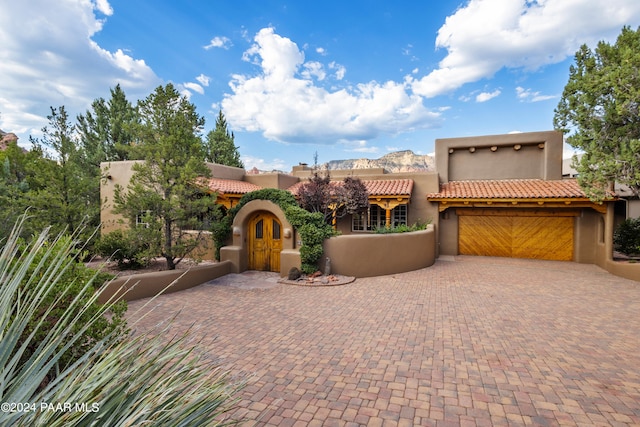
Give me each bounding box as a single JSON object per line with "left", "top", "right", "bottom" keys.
{"left": 459, "top": 213, "right": 574, "bottom": 261}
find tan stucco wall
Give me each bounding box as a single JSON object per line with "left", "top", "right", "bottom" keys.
{"left": 320, "top": 225, "right": 435, "bottom": 277}
{"left": 593, "top": 204, "right": 640, "bottom": 281}
{"left": 100, "top": 160, "right": 143, "bottom": 233}
{"left": 98, "top": 260, "right": 233, "bottom": 303}
{"left": 205, "top": 162, "right": 245, "bottom": 180}
{"left": 435, "top": 130, "right": 563, "bottom": 182}
{"left": 244, "top": 172, "right": 299, "bottom": 190}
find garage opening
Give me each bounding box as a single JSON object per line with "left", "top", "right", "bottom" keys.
{"left": 458, "top": 209, "right": 575, "bottom": 261}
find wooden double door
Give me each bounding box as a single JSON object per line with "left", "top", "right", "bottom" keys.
{"left": 248, "top": 211, "right": 283, "bottom": 272}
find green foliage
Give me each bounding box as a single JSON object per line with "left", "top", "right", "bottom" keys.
{"left": 554, "top": 26, "right": 640, "bottom": 201}
{"left": 212, "top": 189, "right": 299, "bottom": 258}
{"left": 27, "top": 107, "right": 99, "bottom": 244}
{"left": 285, "top": 205, "right": 335, "bottom": 274}
{"left": 614, "top": 218, "right": 640, "bottom": 255}
{"left": 0, "top": 143, "right": 32, "bottom": 237}
{"left": 114, "top": 83, "right": 213, "bottom": 270}
{"left": 1, "top": 217, "right": 244, "bottom": 426}
{"left": 76, "top": 83, "right": 139, "bottom": 164}
{"left": 374, "top": 220, "right": 431, "bottom": 234}
{"left": 204, "top": 110, "right": 244, "bottom": 168}
{"left": 211, "top": 189, "right": 334, "bottom": 273}
{"left": 94, "top": 229, "right": 154, "bottom": 269}
{"left": 8, "top": 225, "right": 126, "bottom": 387}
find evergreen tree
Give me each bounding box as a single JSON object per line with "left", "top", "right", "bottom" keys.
{"left": 76, "top": 84, "right": 139, "bottom": 164}
{"left": 113, "top": 83, "right": 214, "bottom": 270}
{"left": 554, "top": 26, "right": 640, "bottom": 201}
{"left": 0, "top": 141, "right": 31, "bottom": 237}
{"left": 204, "top": 110, "right": 243, "bottom": 168}
{"left": 28, "top": 106, "right": 96, "bottom": 238}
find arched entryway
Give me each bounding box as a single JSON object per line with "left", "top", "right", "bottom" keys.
{"left": 248, "top": 211, "right": 283, "bottom": 272}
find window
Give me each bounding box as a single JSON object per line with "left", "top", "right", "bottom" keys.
{"left": 273, "top": 220, "right": 281, "bottom": 240}
{"left": 136, "top": 210, "right": 152, "bottom": 228}
{"left": 255, "top": 219, "right": 264, "bottom": 239}
{"left": 352, "top": 204, "right": 408, "bottom": 231}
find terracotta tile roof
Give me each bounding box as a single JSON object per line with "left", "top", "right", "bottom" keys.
{"left": 427, "top": 179, "right": 589, "bottom": 199}
{"left": 288, "top": 179, "right": 413, "bottom": 197}
{"left": 202, "top": 178, "right": 262, "bottom": 195}
{"left": 363, "top": 179, "right": 413, "bottom": 196}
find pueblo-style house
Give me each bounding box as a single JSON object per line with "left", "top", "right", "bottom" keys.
{"left": 100, "top": 130, "right": 638, "bottom": 281}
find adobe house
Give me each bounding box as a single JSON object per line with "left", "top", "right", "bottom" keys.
{"left": 100, "top": 130, "right": 638, "bottom": 281}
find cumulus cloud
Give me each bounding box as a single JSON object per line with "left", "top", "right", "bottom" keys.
{"left": 204, "top": 36, "right": 232, "bottom": 50}
{"left": 301, "top": 61, "right": 326, "bottom": 81}
{"left": 476, "top": 89, "right": 501, "bottom": 102}
{"left": 411, "top": 0, "right": 640, "bottom": 98}
{"left": 222, "top": 27, "right": 440, "bottom": 145}
{"left": 0, "top": 1, "right": 160, "bottom": 142}
{"left": 516, "top": 86, "right": 556, "bottom": 102}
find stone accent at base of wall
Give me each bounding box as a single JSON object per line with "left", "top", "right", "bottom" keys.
{"left": 97, "top": 260, "right": 233, "bottom": 303}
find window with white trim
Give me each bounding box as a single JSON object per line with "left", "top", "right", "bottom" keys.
{"left": 352, "top": 204, "right": 408, "bottom": 231}
{"left": 136, "top": 210, "right": 152, "bottom": 228}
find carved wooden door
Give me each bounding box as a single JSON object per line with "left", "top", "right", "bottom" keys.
{"left": 248, "top": 212, "right": 282, "bottom": 272}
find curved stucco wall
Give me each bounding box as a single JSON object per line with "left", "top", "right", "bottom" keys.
{"left": 321, "top": 225, "right": 435, "bottom": 278}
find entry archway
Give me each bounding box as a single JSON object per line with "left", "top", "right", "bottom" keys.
{"left": 248, "top": 211, "right": 283, "bottom": 272}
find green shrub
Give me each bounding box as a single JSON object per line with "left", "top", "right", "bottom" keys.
{"left": 374, "top": 220, "right": 431, "bottom": 234}
{"left": 95, "top": 229, "right": 154, "bottom": 269}
{"left": 1, "top": 217, "right": 244, "bottom": 426}
{"left": 285, "top": 206, "right": 335, "bottom": 273}
{"left": 12, "top": 233, "right": 126, "bottom": 383}
{"left": 614, "top": 218, "right": 640, "bottom": 255}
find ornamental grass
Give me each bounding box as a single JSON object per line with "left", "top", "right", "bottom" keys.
{"left": 0, "top": 216, "right": 244, "bottom": 427}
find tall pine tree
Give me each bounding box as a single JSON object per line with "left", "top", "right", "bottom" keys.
{"left": 204, "top": 110, "right": 243, "bottom": 168}
{"left": 113, "top": 83, "right": 214, "bottom": 270}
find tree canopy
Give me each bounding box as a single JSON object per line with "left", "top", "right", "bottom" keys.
{"left": 297, "top": 170, "right": 369, "bottom": 225}
{"left": 113, "top": 83, "right": 214, "bottom": 270}
{"left": 204, "top": 110, "right": 243, "bottom": 168}
{"left": 27, "top": 107, "right": 97, "bottom": 239}
{"left": 554, "top": 26, "right": 640, "bottom": 201}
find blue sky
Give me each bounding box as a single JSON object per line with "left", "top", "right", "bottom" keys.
{"left": 1, "top": 1, "right": 639, "bottom": 171}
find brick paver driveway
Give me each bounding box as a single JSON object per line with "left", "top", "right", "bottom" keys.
{"left": 126, "top": 256, "right": 640, "bottom": 426}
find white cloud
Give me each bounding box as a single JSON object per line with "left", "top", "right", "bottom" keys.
{"left": 329, "top": 62, "right": 346, "bottom": 80}
{"left": 0, "top": 1, "right": 160, "bottom": 143}
{"left": 204, "top": 36, "right": 232, "bottom": 50}
{"left": 196, "top": 74, "right": 211, "bottom": 87}
{"left": 301, "top": 61, "right": 326, "bottom": 81}
{"left": 242, "top": 155, "right": 287, "bottom": 172}
{"left": 341, "top": 140, "right": 379, "bottom": 154}
{"left": 411, "top": 0, "right": 640, "bottom": 98}
{"left": 94, "top": 0, "right": 113, "bottom": 16}
{"left": 476, "top": 89, "right": 501, "bottom": 102}
{"left": 183, "top": 82, "right": 204, "bottom": 95}
{"left": 516, "top": 86, "right": 556, "bottom": 102}
{"left": 222, "top": 27, "right": 441, "bottom": 145}
{"left": 316, "top": 47, "right": 327, "bottom": 55}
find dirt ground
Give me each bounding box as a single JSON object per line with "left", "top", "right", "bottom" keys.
{"left": 85, "top": 256, "right": 216, "bottom": 277}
